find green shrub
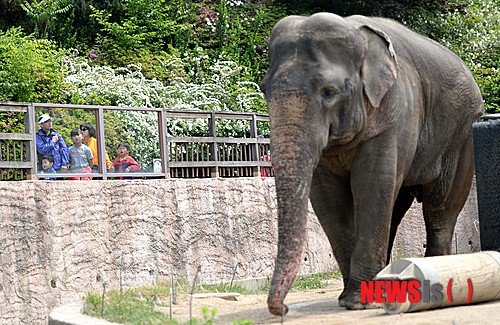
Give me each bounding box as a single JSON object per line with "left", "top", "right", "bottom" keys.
{"left": 0, "top": 27, "right": 68, "bottom": 103}
{"left": 0, "top": 111, "right": 25, "bottom": 133}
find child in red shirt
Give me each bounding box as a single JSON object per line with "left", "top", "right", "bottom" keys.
{"left": 111, "top": 142, "right": 140, "bottom": 180}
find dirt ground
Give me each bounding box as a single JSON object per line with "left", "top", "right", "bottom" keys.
{"left": 164, "top": 278, "right": 500, "bottom": 325}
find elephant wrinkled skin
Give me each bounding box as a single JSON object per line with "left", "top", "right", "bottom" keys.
{"left": 262, "top": 13, "right": 483, "bottom": 315}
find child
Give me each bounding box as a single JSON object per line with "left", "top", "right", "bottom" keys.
{"left": 68, "top": 129, "right": 94, "bottom": 181}
{"left": 112, "top": 142, "right": 140, "bottom": 180}
{"left": 40, "top": 154, "right": 57, "bottom": 180}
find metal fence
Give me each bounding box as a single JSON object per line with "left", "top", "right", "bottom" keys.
{"left": 0, "top": 102, "right": 273, "bottom": 180}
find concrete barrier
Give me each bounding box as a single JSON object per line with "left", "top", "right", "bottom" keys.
{"left": 0, "top": 178, "right": 479, "bottom": 324}
{"left": 48, "top": 303, "right": 120, "bottom": 325}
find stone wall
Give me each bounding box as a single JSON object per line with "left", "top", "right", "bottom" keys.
{"left": 0, "top": 178, "right": 479, "bottom": 324}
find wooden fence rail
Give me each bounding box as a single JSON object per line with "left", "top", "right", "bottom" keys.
{"left": 0, "top": 102, "right": 273, "bottom": 180}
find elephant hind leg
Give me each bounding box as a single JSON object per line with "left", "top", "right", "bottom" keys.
{"left": 422, "top": 137, "right": 475, "bottom": 256}
{"left": 386, "top": 187, "right": 415, "bottom": 264}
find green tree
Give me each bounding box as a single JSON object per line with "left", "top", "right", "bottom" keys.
{"left": 47, "top": 0, "right": 123, "bottom": 48}
{"left": 21, "top": 0, "right": 72, "bottom": 38}
{"left": 89, "top": 0, "right": 194, "bottom": 54}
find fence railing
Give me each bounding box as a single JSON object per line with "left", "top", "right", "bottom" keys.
{"left": 0, "top": 102, "right": 273, "bottom": 180}
{"left": 0, "top": 103, "right": 37, "bottom": 180}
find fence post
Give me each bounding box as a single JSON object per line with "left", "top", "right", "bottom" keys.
{"left": 97, "top": 106, "right": 107, "bottom": 180}
{"left": 159, "top": 109, "right": 170, "bottom": 178}
{"left": 27, "top": 103, "right": 37, "bottom": 180}
{"left": 250, "top": 114, "right": 261, "bottom": 177}
{"left": 209, "top": 112, "right": 219, "bottom": 177}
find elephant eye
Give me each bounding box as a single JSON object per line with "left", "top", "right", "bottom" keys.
{"left": 321, "top": 87, "right": 337, "bottom": 100}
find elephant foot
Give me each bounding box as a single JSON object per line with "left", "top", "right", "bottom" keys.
{"left": 344, "top": 300, "right": 381, "bottom": 310}
{"left": 268, "top": 303, "right": 289, "bottom": 316}
{"left": 340, "top": 289, "right": 382, "bottom": 310}
{"left": 342, "top": 291, "right": 365, "bottom": 310}
{"left": 345, "top": 300, "right": 366, "bottom": 310}
{"left": 338, "top": 290, "right": 347, "bottom": 307}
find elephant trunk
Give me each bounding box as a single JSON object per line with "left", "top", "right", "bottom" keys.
{"left": 267, "top": 120, "right": 319, "bottom": 316}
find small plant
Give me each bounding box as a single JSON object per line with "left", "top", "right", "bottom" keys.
{"left": 290, "top": 271, "right": 342, "bottom": 291}
{"left": 83, "top": 288, "right": 170, "bottom": 325}
{"left": 198, "top": 282, "right": 256, "bottom": 295}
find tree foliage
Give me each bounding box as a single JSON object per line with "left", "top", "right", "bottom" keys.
{"left": 402, "top": 0, "right": 500, "bottom": 113}
{"left": 1, "top": 0, "right": 497, "bottom": 111}
{"left": 21, "top": 0, "right": 72, "bottom": 38}
{"left": 1, "top": 0, "right": 500, "bottom": 175}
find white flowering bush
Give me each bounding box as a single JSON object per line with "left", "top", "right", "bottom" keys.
{"left": 64, "top": 53, "right": 266, "bottom": 110}
{"left": 63, "top": 57, "right": 169, "bottom": 108}
{"left": 162, "top": 59, "right": 264, "bottom": 110}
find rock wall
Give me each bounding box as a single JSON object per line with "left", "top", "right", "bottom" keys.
{"left": 0, "top": 178, "right": 479, "bottom": 324}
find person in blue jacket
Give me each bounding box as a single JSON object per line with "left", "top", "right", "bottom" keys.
{"left": 36, "top": 114, "right": 70, "bottom": 172}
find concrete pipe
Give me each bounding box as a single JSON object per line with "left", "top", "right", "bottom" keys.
{"left": 372, "top": 251, "right": 500, "bottom": 314}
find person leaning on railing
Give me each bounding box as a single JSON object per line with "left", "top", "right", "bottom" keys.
{"left": 80, "top": 122, "right": 113, "bottom": 174}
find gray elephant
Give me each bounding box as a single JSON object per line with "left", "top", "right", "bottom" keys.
{"left": 261, "top": 13, "right": 483, "bottom": 315}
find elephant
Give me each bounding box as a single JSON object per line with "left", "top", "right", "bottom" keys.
{"left": 261, "top": 13, "right": 483, "bottom": 315}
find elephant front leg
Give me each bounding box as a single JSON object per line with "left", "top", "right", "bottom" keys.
{"left": 310, "top": 166, "right": 355, "bottom": 307}
{"left": 343, "top": 157, "right": 401, "bottom": 310}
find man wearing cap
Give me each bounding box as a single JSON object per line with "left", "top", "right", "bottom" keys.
{"left": 36, "top": 114, "right": 70, "bottom": 173}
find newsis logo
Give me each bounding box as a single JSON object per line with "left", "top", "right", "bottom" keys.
{"left": 360, "top": 279, "right": 474, "bottom": 304}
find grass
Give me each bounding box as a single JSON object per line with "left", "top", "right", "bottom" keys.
{"left": 82, "top": 271, "right": 342, "bottom": 324}
{"left": 290, "top": 271, "right": 342, "bottom": 291}
{"left": 84, "top": 289, "right": 171, "bottom": 325}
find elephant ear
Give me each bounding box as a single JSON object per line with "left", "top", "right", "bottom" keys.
{"left": 360, "top": 25, "right": 398, "bottom": 108}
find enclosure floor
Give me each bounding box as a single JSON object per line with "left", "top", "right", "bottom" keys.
{"left": 165, "top": 278, "right": 500, "bottom": 325}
